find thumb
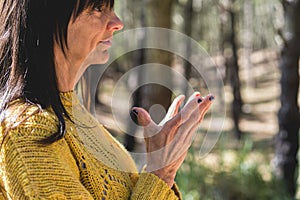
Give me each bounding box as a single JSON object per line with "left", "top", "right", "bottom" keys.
{"left": 131, "top": 107, "right": 160, "bottom": 135}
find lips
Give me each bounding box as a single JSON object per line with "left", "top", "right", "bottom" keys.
{"left": 99, "top": 37, "right": 112, "bottom": 47}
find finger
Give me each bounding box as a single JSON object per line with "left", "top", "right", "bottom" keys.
{"left": 190, "top": 94, "right": 215, "bottom": 127}
{"left": 197, "top": 94, "right": 215, "bottom": 123}
{"left": 167, "top": 95, "right": 185, "bottom": 118}
{"left": 180, "top": 94, "right": 215, "bottom": 143}
{"left": 186, "top": 91, "right": 201, "bottom": 104}
{"left": 131, "top": 107, "right": 160, "bottom": 134}
{"left": 159, "top": 95, "right": 185, "bottom": 126}
{"left": 168, "top": 94, "right": 202, "bottom": 128}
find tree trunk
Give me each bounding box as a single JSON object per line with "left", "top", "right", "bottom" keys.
{"left": 183, "top": 0, "right": 193, "bottom": 97}
{"left": 125, "top": 0, "right": 174, "bottom": 150}
{"left": 140, "top": 0, "right": 174, "bottom": 117}
{"left": 124, "top": 0, "right": 146, "bottom": 151}
{"left": 275, "top": 0, "right": 300, "bottom": 197}
{"left": 228, "top": 9, "right": 243, "bottom": 140}
{"left": 220, "top": 0, "right": 243, "bottom": 139}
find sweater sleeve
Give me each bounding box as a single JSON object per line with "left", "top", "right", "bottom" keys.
{"left": 0, "top": 108, "right": 94, "bottom": 199}
{"left": 130, "top": 172, "right": 182, "bottom": 200}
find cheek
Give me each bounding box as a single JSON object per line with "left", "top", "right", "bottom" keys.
{"left": 67, "top": 28, "right": 95, "bottom": 62}
{"left": 68, "top": 20, "right": 93, "bottom": 49}
{"left": 67, "top": 15, "right": 108, "bottom": 64}
{"left": 76, "top": 28, "right": 104, "bottom": 54}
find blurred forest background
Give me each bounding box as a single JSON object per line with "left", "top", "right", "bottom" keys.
{"left": 86, "top": 0, "right": 300, "bottom": 199}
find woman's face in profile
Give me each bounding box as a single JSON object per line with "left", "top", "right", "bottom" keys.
{"left": 66, "top": 5, "right": 123, "bottom": 68}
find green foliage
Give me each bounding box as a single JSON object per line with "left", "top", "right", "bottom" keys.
{"left": 175, "top": 139, "right": 290, "bottom": 200}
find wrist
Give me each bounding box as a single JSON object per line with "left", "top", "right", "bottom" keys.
{"left": 151, "top": 169, "right": 175, "bottom": 187}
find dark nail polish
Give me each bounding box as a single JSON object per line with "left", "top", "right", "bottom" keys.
{"left": 132, "top": 109, "right": 138, "bottom": 115}
{"left": 198, "top": 98, "right": 202, "bottom": 103}
{"left": 209, "top": 96, "right": 215, "bottom": 101}
{"left": 130, "top": 109, "right": 139, "bottom": 125}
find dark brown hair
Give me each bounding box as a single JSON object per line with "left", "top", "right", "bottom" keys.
{"left": 0, "top": 0, "right": 114, "bottom": 143}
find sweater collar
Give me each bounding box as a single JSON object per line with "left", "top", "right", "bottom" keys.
{"left": 59, "top": 91, "right": 81, "bottom": 107}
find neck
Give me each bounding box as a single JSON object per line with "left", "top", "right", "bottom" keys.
{"left": 54, "top": 45, "right": 82, "bottom": 92}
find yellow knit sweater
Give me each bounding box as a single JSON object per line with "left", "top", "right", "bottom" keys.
{"left": 0, "top": 92, "right": 181, "bottom": 200}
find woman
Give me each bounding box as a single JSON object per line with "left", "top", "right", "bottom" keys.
{"left": 0, "top": 0, "right": 214, "bottom": 199}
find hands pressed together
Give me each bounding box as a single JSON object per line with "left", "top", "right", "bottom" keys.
{"left": 131, "top": 92, "right": 215, "bottom": 187}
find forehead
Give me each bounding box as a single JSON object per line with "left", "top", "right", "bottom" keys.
{"left": 81, "top": 0, "right": 114, "bottom": 8}
{"left": 73, "top": 0, "right": 114, "bottom": 16}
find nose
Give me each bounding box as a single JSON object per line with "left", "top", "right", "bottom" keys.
{"left": 108, "top": 13, "right": 124, "bottom": 32}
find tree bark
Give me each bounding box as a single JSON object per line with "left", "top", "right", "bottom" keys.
{"left": 140, "top": 0, "right": 174, "bottom": 117}
{"left": 183, "top": 0, "right": 193, "bottom": 97}
{"left": 228, "top": 9, "right": 243, "bottom": 140}
{"left": 125, "top": 0, "right": 146, "bottom": 151}
{"left": 220, "top": 0, "right": 243, "bottom": 139}
{"left": 125, "top": 0, "right": 174, "bottom": 150}
{"left": 275, "top": 0, "right": 300, "bottom": 197}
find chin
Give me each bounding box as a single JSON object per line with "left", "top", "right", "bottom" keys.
{"left": 101, "top": 50, "right": 110, "bottom": 63}
{"left": 84, "top": 49, "right": 110, "bottom": 66}
{"left": 94, "top": 51, "right": 109, "bottom": 65}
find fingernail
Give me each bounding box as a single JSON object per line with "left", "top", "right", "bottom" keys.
{"left": 198, "top": 98, "right": 202, "bottom": 103}
{"left": 209, "top": 96, "right": 215, "bottom": 101}
{"left": 132, "top": 109, "right": 138, "bottom": 115}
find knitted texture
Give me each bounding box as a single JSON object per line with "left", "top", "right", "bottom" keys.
{"left": 0, "top": 91, "right": 181, "bottom": 200}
